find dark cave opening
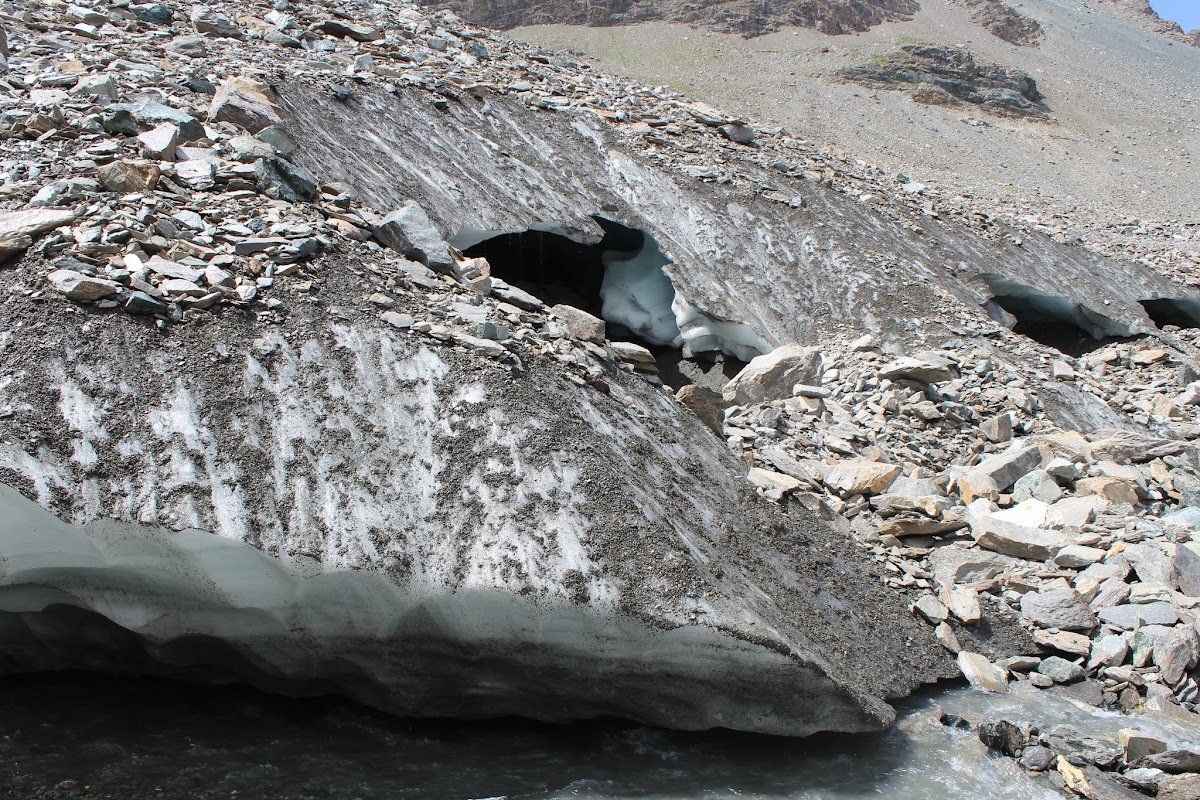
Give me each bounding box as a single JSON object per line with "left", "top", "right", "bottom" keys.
{"left": 1139, "top": 298, "right": 1200, "bottom": 330}
{"left": 980, "top": 276, "right": 1133, "bottom": 357}
{"left": 461, "top": 219, "right": 643, "bottom": 321}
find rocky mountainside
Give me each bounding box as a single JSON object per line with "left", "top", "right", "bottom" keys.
{"left": 3, "top": 0, "right": 1200, "bottom": 785}
{"left": 1097, "top": 0, "right": 1200, "bottom": 47}
{"left": 421, "top": 0, "right": 921, "bottom": 37}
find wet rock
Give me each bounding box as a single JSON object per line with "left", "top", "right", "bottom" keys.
{"left": 978, "top": 719, "right": 1027, "bottom": 756}
{"left": 1156, "top": 773, "right": 1200, "bottom": 800}
{"left": 1047, "top": 726, "right": 1123, "bottom": 769}
{"left": 1120, "top": 729, "right": 1167, "bottom": 763}
{"left": 1056, "top": 757, "right": 1145, "bottom": 800}
{"left": 371, "top": 202, "right": 455, "bottom": 272}
{"left": 958, "top": 651, "right": 1008, "bottom": 692}
{"left": 210, "top": 77, "right": 283, "bottom": 133}
{"left": 723, "top": 344, "right": 822, "bottom": 405}
{"left": 1038, "top": 655, "right": 1085, "bottom": 683}
{"left": 1132, "top": 750, "right": 1200, "bottom": 774}
{"left": 1019, "top": 745, "right": 1055, "bottom": 771}
{"left": 1020, "top": 588, "right": 1097, "bottom": 631}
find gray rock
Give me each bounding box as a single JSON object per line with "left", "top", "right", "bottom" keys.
{"left": 719, "top": 123, "right": 756, "bottom": 145}
{"left": 103, "top": 100, "right": 204, "bottom": 143}
{"left": 1157, "top": 773, "right": 1200, "bottom": 800}
{"left": 958, "top": 445, "right": 1044, "bottom": 502}
{"left": 255, "top": 158, "right": 318, "bottom": 203}
{"left": 1119, "top": 728, "right": 1167, "bottom": 763}
{"left": 210, "top": 76, "right": 283, "bottom": 134}
{"left": 1046, "top": 725, "right": 1122, "bottom": 769}
{"left": 71, "top": 74, "right": 117, "bottom": 102}
{"left": 879, "top": 355, "right": 955, "bottom": 384}
{"left": 914, "top": 594, "right": 949, "bottom": 624}
{"left": 1122, "top": 543, "right": 1174, "bottom": 586}
{"left": 255, "top": 126, "right": 297, "bottom": 159}
{"left": 958, "top": 651, "right": 1008, "bottom": 693}
{"left": 550, "top": 304, "right": 606, "bottom": 344}
{"left": 1021, "top": 587, "right": 1097, "bottom": 631}
{"left": 1153, "top": 625, "right": 1199, "bottom": 684}
{"left": 1098, "top": 602, "right": 1179, "bottom": 629}
{"left": 124, "top": 291, "right": 169, "bottom": 316}
{"left": 1088, "top": 634, "right": 1129, "bottom": 670}
{"left": 1054, "top": 545, "right": 1107, "bottom": 569}
{"left": 0, "top": 208, "right": 77, "bottom": 244}
{"left": 1018, "top": 745, "right": 1055, "bottom": 771}
{"left": 1014, "top": 469, "right": 1063, "bottom": 504}
{"left": 972, "top": 515, "right": 1071, "bottom": 560}
{"left": 1130, "top": 749, "right": 1200, "bottom": 774}
{"left": 980, "top": 413, "right": 1013, "bottom": 443}
{"left": 371, "top": 202, "right": 455, "bottom": 272}
{"left": 978, "top": 719, "right": 1027, "bottom": 756}
{"left": 133, "top": 3, "right": 174, "bottom": 24}
{"left": 723, "top": 344, "right": 823, "bottom": 406}
{"left": 191, "top": 7, "right": 243, "bottom": 37}
{"left": 47, "top": 270, "right": 118, "bottom": 302}
{"left": 1038, "top": 655, "right": 1086, "bottom": 683}
{"left": 1089, "top": 577, "right": 1132, "bottom": 611}
{"left": 929, "top": 547, "right": 1014, "bottom": 587}
{"left": 1173, "top": 542, "right": 1200, "bottom": 597}
{"left": 676, "top": 385, "right": 725, "bottom": 435}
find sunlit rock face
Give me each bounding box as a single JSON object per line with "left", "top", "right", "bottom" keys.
{"left": 0, "top": 261, "right": 957, "bottom": 736}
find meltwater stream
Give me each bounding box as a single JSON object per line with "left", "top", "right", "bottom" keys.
{"left": 6, "top": 674, "right": 1199, "bottom": 800}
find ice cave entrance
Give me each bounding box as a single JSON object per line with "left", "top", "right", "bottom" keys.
{"left": 980, "top": 275, "right": 1134, "bottom": 357}
{"left": 1139, "top": 298, "right": 1200, "bottom": 330}
{"left": 450, "top": 218, "right": 764, "bottom": 389}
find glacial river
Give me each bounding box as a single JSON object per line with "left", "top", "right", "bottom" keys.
{"left": 3, "top": 672, "right": 1199, "bottom": 799}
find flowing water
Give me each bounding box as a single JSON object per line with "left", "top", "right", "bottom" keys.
{"left": 2, "top": 672, "right": 1199, "bottom": 800}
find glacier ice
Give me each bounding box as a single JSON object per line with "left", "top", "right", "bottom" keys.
{"left": 599, "top": 235, "right": 684, "bottom": 347}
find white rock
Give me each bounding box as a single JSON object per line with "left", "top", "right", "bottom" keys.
{"left": 958, "top": 651, "right": 1008, "bottom": 693}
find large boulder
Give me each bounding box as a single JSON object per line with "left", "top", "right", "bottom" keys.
{"left": 370, "top": 201, "right": 456, "bottom": 272}
{"left": 723, "top": 344, "right": 822, "bottom": 406}
{"left": 210, "top": 76, "right": 283, "bottom": 134}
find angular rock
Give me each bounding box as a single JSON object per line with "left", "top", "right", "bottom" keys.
{"left": 551, "top": 304, "right": 607, "bottom": 344}
{"left": 978, "top": 719, "right": 1027, "bottom": 756}
{"left": 1120, "top": 729, "right": 1167, "bottom": 763}
{"left": 97, "top": 161, "right": 160, "bottom": 193}
{"left": 971, "top": 516, "right": 1071, "bottom": 560}
{"left": 929, "top": 547, "right": 1014, "bottom": 587}
{"left": 191, "top": 7, "right": 243, "bottom": 38}
{"left": 1173, "top": 542, "right": 1200, "bottom": 598}
{"left": 210, "top": 77, "right": 283, "bottom": 134}
{"left": 0, "top": 208, "right": 78, "bottom": 240}
{"left": 47, "top": 270, "right": 118, "bottom": 302}
{"left": 124, "top": 291, "right": 169, "bottom": 316}
{"left": 1131, "top": 750, "right": 1200, "bottom": 774}
{"left": 747, "top": 467, "right": 802, "bottom": 502}
{"left": 723, "top": 344, "right": 822, "bottom": 406}
{"left": 676, "top": 384, "right": 725, "bottom": 435}
{"left": 958, "top": 445, "right": 1043, "bottom": 502}
{"left": 1055, "top": 545, "right": 1107, "bottom": 569}
{"left": 314, "top": 19, "right": 384, "bottom": 41}
{"left": 1097, "top": 602, "right": 1178, "bottom": 629}
{"left": 1153, "top": 626, "right": 1199, "bottom": 684}
{"left": 1038, "top": 655, "right": 1085, "bottom": 683}
{"left": 371, "top": 202, "right": 455, "bottom": 272}
{"left": 137, "top": 123, "right": 179, "bottom": 160}
{"left": 1157, "top": 773, "right": 1200, "bottom": 800}
{"left": 1021, "top": 587, "right": 1097, "bottom": 631}
{"left": 104, "top": 100, "right": 204, "bottom": 143}
{"left": 823, "top": 460, "right": 901, "bottom": 497}
{"left": 980, "top": 413, "right": 1013, "bottom": 443}
{"left": 879, "top": 355, "right": 955, "bottom": 384}
{"left": 255, "top": 158, "right": 318, "bottom": 203}
{"left": 914, "top": 594, "right": 949, "bottom": 624}
{"left": 1088, "top": 634, "right": 1130, "bottom": 670}
{"left": 958, "top": 651, "right": 1008, "bottom": 693}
